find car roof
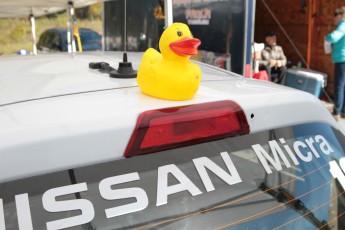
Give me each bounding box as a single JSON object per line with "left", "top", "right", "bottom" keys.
{"left": 0, "top": 52, "right": 341, "bottom": 182}
{"left": 0, "top": 52, "right": 236, "bottom": 106}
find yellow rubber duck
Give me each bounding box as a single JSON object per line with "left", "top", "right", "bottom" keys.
{"left": 137, "top": 23, "right": 202, "bottom": 100}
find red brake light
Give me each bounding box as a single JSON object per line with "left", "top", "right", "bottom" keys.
{"left": 124, "top": 100, "right": 249, "bottom": 157}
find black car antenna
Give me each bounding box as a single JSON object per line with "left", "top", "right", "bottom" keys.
{"left": 89, "top": 0, "right": 137, "bottom": 78}
{"left": 109, "top": 0, "right": 137, "bottom": 78}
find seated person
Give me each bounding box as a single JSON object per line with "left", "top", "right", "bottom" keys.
{"left": 258, "top": 32, "right": 287, "bottom": 84}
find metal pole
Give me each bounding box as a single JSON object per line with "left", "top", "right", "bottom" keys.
{"left": 67, "top": 5, "right": 72, "bottom": 53}
{"left": 243, "top": 0, "right": 255, "bottom": 77}
{"left": 124, "top": 0, "right": 127, "bottom": 51}
{"left": 164, "top": 0, "right": 173, "bottom": 27}
{"left": 248, "top": 0, "right": 256, "bottom": 77}
{"left": 29, "top": 14, "right": 37, "bottom": 55}
{"left": 102, "top": 1, "right": 105, "bottom": 51}
{"left": 243, "top": 0, "right": 249, "bottom": 77}
{"left": 67, "top": 1, "right": 76, "bottom": 54}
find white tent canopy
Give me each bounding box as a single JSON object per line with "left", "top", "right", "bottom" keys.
{"left": 0, "top": 0, "right": 108, "bottom": 55}
{"left": 0, "top": 0, "right": 173, "bottom": 54}
{"left": 0, "top": 0, "right": 104, "bottom": 18}
{"left": 0, "top": 0, "right": 173, "bottom": 24}
{"left": 0, "top": 7, "right": 65, "bottom": 18}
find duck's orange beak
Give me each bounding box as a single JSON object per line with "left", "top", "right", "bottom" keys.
{"left": 169, "top": 38, "right": 201, "bottom": 56}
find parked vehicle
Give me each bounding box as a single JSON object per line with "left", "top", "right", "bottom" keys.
{"left": 37, "top": 28, "right": 102, "bottom": 52}
{"left": 0, "top": 52, "right": 344, "bottom": 229}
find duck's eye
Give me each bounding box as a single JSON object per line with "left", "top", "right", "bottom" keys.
{"left": 177, "top": 30, "right": 183, "bottom": 37}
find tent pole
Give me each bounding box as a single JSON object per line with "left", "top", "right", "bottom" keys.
{"left": 67, "top": 1, "right": 76, "bottom": 54}
{"left": 164, "top": 0, "right": 173, "bottom": 27}
{"left": 29, "top": 14, "right": 37, "bottom": 55}
{"left": 307, "top": 0, "right": 314, "bottom": 68}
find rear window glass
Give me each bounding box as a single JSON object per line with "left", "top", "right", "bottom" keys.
{"left": 1, "top": 122, "right": 345, "bottom": 229}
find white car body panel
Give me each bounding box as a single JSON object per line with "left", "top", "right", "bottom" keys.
{"left": 0, "top": 52, "right": 341, "bottom": 183}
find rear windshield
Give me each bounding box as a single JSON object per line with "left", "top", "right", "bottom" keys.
{"left": 1, "top": 122, "right": 345, "bottom": 229}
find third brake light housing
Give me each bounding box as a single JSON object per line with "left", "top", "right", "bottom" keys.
{"left": 124, "top": 100, "right": 250, "bottom": 157}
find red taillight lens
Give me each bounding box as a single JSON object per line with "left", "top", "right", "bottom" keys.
{"left": 124, "top": 101, "right": 249, "bottom": 157}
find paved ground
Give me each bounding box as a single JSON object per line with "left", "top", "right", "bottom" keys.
{"left": 322, "top": 100, "right": 345, "bottom": 131}
{"left": 337, "top": 117, "right": 345, "bottom": 131}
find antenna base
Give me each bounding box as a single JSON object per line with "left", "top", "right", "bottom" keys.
{"left": 109, "top": 53, "right": 137, "bottom": 79}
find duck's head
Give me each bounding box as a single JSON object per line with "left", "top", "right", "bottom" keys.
{"left": 159, "top": 23, "right": 201, "bottom": 61}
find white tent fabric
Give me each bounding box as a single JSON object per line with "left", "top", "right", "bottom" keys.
{"left": 0, "top": 0, "right": 173, "bottom": 24}
{"left": 0, "top": 7, "right": 65, "bottom": 18}
{"left": 0, "top": 0, "right": 172, "bottom": 55}
{"left": 0, "top": 0, "right": 105, "bottom": 18}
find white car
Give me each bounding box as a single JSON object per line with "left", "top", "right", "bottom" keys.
{"left": 0, "top": 52, "right": 344, "bottom": 230}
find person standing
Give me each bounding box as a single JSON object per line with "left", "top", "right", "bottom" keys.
{"left": 259, "top": 32, "right": 287, "bottom": 84}
{"left": 326, "top": 6, "right": 345, "bottom": 121}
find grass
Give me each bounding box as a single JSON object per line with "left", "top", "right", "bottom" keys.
{"left": 0, "top": 10, "right": 102, "bottom": 55}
